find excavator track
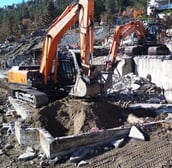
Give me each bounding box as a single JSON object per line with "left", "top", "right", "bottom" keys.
{"left": 124, "top": 45, "right": 144, "bottom": 56}
{"left": 148, "top": 45, "right": 170, "bottom": 55}
{"left": 124, "top": 44, "right": 170, "bottom": 56}
{"left": 13, "top": 88, "right": 48, "bottom": 108}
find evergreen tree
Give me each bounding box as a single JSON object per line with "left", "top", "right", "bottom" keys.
{"left": 42, "top": 0, "right": 58, "bottom": 27}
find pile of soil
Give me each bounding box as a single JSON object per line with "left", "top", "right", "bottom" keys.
{"left": 25, "top": 97, "right": 124, "bottom": 137}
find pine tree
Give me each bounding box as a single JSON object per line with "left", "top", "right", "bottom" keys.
{"left": 42, "top": 0, "right": 58, "bottom": 27}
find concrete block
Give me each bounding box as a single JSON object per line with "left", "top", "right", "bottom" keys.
{"left": 134, "top": 56, "right": 164, "bottom": 88}
{"left": 15, "top": 121, "right": 40, "bottom": 146}
{"left": 8, "top": 96, "right": 31, "bottom": 119}
{"left": 165, "top": 90, "right": 172, "bottom": 103}
{"left": 129, "top": 126, "right": 145, "bottom": 140}
{"left": 162, "top": 60, "right": 172, "bottom": 90}
{"left": 39, "top": 127, "right": 130, "bottom": 158}
{"left": 39, "top": 129, "right": 54, "bottom": 158}
{"left": 117, "top": 57, "right": 135, "bottom": 76}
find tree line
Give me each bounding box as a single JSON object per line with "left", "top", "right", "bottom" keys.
{"left": 0, "top": 0, "right": 151, "bottom": 42}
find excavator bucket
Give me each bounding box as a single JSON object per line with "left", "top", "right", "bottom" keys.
{"left": 69, "top": 67, "right": 113, "bottom": 97}
{"left": 69, "top": 75, "right": 101, "bottom": 97}
{"left": 69, "top": 76, "right": 87, "bottom": 97}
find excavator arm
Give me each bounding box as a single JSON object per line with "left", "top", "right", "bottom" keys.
{"left": 40, "top": 0, "right": 94, "bottom": 84}
{"left": 108, "top": 21, "right": 146, "bottom": 65}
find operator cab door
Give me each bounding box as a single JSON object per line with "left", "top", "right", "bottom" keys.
{"left": 57, "top": 52, "right": 76, "bottom": 85}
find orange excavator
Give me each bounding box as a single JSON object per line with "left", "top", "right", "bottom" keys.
{"left": 7, "top": 1, "right": 170, "bottom": 108}
{"left": 8, "top": 0, "right": 109, "bottom": 108}
{"left": 107, "top": 20, "right": 170, "bottom": 65}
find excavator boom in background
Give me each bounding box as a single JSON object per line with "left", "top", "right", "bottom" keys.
{"left": 107, "top": 20, "right": 170, "bottom": 65}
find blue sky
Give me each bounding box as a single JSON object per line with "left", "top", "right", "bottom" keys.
{"left": 0, "top": 0, "right": 26, "bottom": 8}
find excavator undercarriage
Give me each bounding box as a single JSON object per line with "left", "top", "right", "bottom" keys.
{"left": 124, "top": 44, "right": 170, "bottom": 56}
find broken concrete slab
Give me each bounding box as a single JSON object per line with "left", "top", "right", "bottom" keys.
{"left": 15, "top": 121, "right": 40, "bottom": 146}
{"left": 8, "top": 96, "right": 32, "bottom": 119}
{"left": 39, "top": 126, "right": 130, "bottom": 158}
{"left": 15, "top": 120, "right": 130, "bottom": 158}
{"left": 129, "top": 126, "right": 146, "bottom": 140}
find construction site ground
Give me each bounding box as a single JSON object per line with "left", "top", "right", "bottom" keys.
{"left": 0, "top": 27, "right": 172, "bottom": 167}
{"left": 1, "top": 78, "right": 172, "bottom": 168}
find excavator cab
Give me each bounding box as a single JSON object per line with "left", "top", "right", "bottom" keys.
{"left": 57, "top": 51, "right": 76, "bottom": 86}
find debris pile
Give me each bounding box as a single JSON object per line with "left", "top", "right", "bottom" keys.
{"left": 0, "top": 36, "right": 43, "bottom": 69}
{"left": 107, "top": 73, "right": 166, "bottom": 104}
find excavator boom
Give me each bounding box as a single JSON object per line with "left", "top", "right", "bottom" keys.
{"left": 40, "top": 0, "right": 94, "bottom": 84}
{"left": 108, "top": 21, "right": 146, "bottom": 64}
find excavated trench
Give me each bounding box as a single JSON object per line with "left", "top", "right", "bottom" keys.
{"left": 24, "top": 97, "right": 157, "bottom": 138}
{"left": 2, "top": 77, "right": 172, "bottom": 168}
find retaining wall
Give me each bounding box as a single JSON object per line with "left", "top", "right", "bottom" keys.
{"left": 118, "top": 55, "right": 172, "bottom": 103}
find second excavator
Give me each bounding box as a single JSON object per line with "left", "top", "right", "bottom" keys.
{"left": 108, "top": 20, "right": 170, "bottom": 60}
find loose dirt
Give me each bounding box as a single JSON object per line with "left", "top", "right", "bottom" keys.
{"left": 1, "top": 78, "right": 172, "bottom": 168}
{"left": 25, "top": 98, "right": 124, "bottom": 137}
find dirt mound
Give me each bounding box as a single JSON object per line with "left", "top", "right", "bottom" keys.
{"left": 25, "top": 97, "right": 123, "bottom": 137}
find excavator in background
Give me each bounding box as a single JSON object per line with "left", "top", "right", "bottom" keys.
{"left": 108, "top": 20, "right": 170, "bottom": 62}
{"left": 8, "top": 0, "right": 112, "bottom": 108}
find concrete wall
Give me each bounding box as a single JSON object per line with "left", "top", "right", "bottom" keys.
{"left": 134, "top": 56, "right": 164, "bottom": 88}
{"left": 118, "top": 56, "right": 172, "bottom": 103}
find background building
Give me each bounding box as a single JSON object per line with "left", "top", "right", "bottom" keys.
{"left": 147, "top": 0, "right": 172, "bottom": 15}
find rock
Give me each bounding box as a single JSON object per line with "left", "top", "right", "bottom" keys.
{"left": 18, "top": 151, "right": 36, "bottom": 161}
{"left": 0, "top": 149, "right": 4, "bottom": 155}
{"left": 112, "top": 138, "right": 125, "bottom": 148}
{"left": 38, "top": 153, "right": 46, "bottom": 160}
{"left": 48, "top": 157, "right": 59, "bottom": 165}
{"left": 77, "top": 160, "right": 89, "bottom": 167}
{"left": 131, "top": 83, "right": 140, "bottom": 91}
{"left": 70, "top": 147, "right": 90, "bottom": 162}
{"left": 2, "top": 123, "right": 10, "bottom": 130}
{"left": 26, "top": 146, "right": 35, "bottom": 153}
{"left": 5, "top": 143, "right": 13, "bottom": 150}
{"left": 40, "top": 161, "right": 49, "bottom": 167}
{"left": 127, "top": 113, "right": 144, "bottom": 125}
